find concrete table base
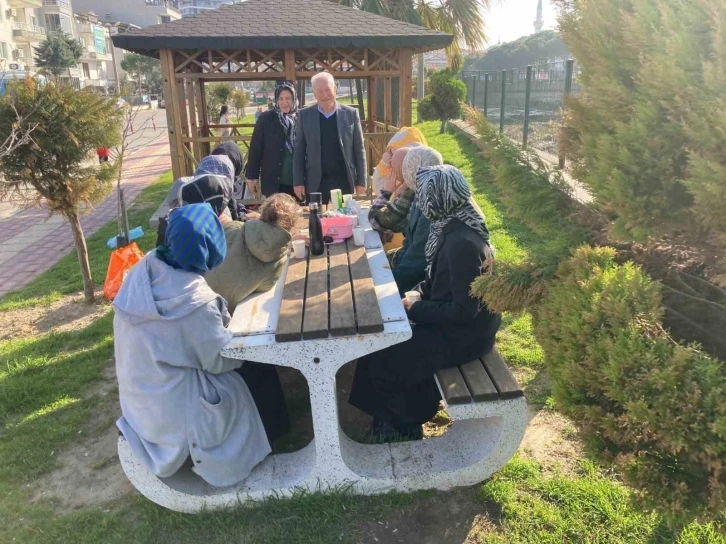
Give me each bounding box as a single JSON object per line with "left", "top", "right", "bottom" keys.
{"left": 118, "top": 393, "right": 527, "bottom": 513}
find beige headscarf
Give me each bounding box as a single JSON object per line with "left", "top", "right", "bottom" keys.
{"left": 402, "top": 146, "right": 444, "bottom": 191}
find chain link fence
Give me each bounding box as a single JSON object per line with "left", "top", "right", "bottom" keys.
{"left": 462, "top": 60, "right": 582, "bottom": 164}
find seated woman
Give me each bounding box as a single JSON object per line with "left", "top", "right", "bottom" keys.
{"left": 368, "top": 147, "right": 415, "bottom": 236}
{"left": 114, "top": 204, "right": 270, "bottom": 487}
{"left": 204, "top": 193, "right": 298, "bottom": 315}
{"left": 180, "top": 185, "right": 295, "bottom": 446}
{"left": 389, "top": 146, "right": 444, "bottom": 294}
{"left": 157, "top": 155, "right": 237, "bottom": 246}
{"left": 210, "top": 141, "right": 245, "bottom": 218}
{"left": 371, "top": 126, "right": 427, "bottom": 193}
{"left": 349, "top": 165, "right": 500, "bottom": 440}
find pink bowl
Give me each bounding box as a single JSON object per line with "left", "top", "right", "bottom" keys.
{"left": 321, "top": 216, "right": 356, "bottom": 241}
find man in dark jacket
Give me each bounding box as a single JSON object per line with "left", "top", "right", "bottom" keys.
{"left": 293, "top": 72, "right": 367, "bottom": 203}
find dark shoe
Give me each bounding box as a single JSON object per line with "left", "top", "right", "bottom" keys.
{"left": 369, "top": 417, "right": 400, "bottom": 442}
{"left": 393, "top": 422, "right": 424, "bottom": 440}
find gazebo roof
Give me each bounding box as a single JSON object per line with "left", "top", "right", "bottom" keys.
{"left": 112, "top": 0, "right": 453, "bottom": 55}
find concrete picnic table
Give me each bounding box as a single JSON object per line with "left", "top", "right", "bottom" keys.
{"left": 118, "top": 206, "right": 527, "bottom": 513}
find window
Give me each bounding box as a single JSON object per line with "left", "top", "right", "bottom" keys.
{"left": 45, "top": 14, "right": 73, "bottom": 33}
{"left": 0, "top": 43, "right": 8, "bottom": 60}
{"left": 82, "top": 63, "right": 90, "bottom": 79}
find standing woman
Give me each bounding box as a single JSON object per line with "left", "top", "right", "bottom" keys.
{"left": 245, "top": 81, "right": 299, "bottom": 198}
{"left": 349, "top": 165, "right": 501, "bottom": 440}
{"left": 219, "top": 105, "right": 231, "bottom": 137}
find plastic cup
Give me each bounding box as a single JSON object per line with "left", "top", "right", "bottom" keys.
{"left": 353, "top": 227, "right": 365, "bottom": 246}
{"left": 292, "top": 239, "right": 307, "bottom": 259}
{"left": 405, "top": 291, "right": 422, "bottom": 304}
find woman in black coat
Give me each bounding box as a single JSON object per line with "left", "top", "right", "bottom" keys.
{"left": 245, "top": 81, "right": 298, "bottom": 198}
{"left": 349, "top": 165, "right": 501, "bottom": 440}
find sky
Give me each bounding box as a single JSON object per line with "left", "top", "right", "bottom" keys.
{"left": 481, "top": 0, "right": 558, "bottom": 48}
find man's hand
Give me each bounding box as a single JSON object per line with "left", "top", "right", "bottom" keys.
{"left": 294, "top": 186, "right": 306, "bottom": 201}
{"left": 355, "top": 185, "right": 367, "bottom": 196}
{"left": 246, "top": 180, "right": 259, "bottom": 197}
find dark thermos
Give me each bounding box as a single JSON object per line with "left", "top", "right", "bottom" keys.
{"left": 309, "top": 202, "right": 325, "bottom": 256}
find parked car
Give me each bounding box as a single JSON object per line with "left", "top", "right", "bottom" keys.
{"left": 158, "top": 98, "right": 166, "bottom": 109}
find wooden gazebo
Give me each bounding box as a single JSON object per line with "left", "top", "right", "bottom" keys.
{"left": 113, "top": 0, "right": 453, "bottom": 182}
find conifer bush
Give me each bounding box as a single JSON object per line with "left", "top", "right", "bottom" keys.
{"left": 534, "top": 246, "right": 726, "bottom": 515}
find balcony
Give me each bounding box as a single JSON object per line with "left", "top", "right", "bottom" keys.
{"left": 12, "top": 22, "right": 46, "bottom": 43}
{"left": 41, "top": 0, "right": 71, "bottom": 8}
{"left": 9, "top": 0, "right": 43, "bottom": 9}
{"left": 75, "top": 22, "right": 94, "bottom": 34}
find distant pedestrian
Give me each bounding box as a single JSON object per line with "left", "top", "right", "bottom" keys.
{"left": 219, "top": 105, "right": 231, "bottom": 137}
{"left": 267, "top": 98, "right": 274, "bottom": 111}
{"left": 97, "top": 147, "right": 110, "bottom": 164}
{"left": 255, "top": 106, "right": 263, "bottom": 121}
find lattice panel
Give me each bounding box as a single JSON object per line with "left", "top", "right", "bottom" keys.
{"left": 294, "top": 48, "right": 367, "bottom": 73}
{"left": 174, "top": 49, "right": 285, "bottom": 74}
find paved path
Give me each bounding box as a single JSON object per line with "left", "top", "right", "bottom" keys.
{"left": 0, "top": 133, "right": 171, "bottom": 299}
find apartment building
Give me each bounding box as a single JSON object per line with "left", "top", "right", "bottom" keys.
{"left": 70, "top": 0, "right": 181, "bottom": 28}
{"left": 74, "top": 11, "right": 116, "bottom": 91}
{"left": 0, "top": 0, "right": 46, "bottom": 72}
{"left": 178, "top": 0, "right": 238, "bottom": 17}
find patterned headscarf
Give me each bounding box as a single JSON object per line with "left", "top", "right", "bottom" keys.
{"left": 416, "top": 165, "right": 491, "bottom": 264}
{"left": 275, "top": 81, "right": 298, "bottom": 154}
{"left": 402, "top": 146, "right": 444, "bottom": 191}
{"left": 156, "top": 204, "right": 227, "bottom": 275}
{"left": 195, "top": 155, "right": 235, "bottom": 204}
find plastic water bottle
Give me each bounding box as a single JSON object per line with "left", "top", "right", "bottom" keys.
{"left": 309, "top": 202, "right": 325, "bottom": 256}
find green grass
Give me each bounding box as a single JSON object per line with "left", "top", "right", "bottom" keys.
{"left": 0, "top": 172, "right": 174, "bottom": 311}
{"left": 475, "top": 457, "right": 725, "bottom": 544}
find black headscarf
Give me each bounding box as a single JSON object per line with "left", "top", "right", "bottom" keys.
{"left": 274, "top": 81, "right": 298, "bottom": 154}
{"left": 210, "top": 142, "right": 245, "bottom": 220}
{"left": 179, "top": 174, "right": 228, "bottom": 217}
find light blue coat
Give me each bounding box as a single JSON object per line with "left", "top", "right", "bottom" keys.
{"left": 113, "top": 251, "right": 270, "bottom": 487}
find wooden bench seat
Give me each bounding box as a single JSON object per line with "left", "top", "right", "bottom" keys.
{"left": 435, "top": 348, "right": 523, "bottom": 407}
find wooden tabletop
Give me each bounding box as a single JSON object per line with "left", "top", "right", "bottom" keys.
{"left": 275, "top": 239, "right": 384, "bottom": 342}
{"left": 227, "top": 206, "right": 408, "bottom": 343}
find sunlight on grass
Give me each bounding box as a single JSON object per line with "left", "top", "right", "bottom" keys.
{"left": 476, "top": 457, "right": 726, "bottom": 544}
{"left": 11, "top": 396, "right": 80, "bottom": 428}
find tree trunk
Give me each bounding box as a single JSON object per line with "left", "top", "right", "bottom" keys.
{"left": 440, "top": 119, "right": 447, "bottom": 134}
{"left": 67, "top": 210, "right": 95, "bottom": 302}
{"left": 355, "top": 79, "right": 365, "bottom": 121}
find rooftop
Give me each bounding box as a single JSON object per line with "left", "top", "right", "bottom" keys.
{"left": 112, "top": 0, "right": 453, "bottom": 55}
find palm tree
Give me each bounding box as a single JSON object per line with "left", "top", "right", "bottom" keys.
{"left": 338, "top": 0, "right": 490, "bottom": 121}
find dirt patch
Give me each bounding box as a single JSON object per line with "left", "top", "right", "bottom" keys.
{"left": 31, "top": 363, "right": 133, "bottom": 513}
{"left": 0, "top": 289, "right": 110, "bottom": 341}
{"left": 356, "top": 487, "right": 489, "bottom": 544}
{"left": 520, "top": 407, "right": 583, "bottom": 475}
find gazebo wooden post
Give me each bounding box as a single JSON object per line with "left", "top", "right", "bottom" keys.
{"left": 284, "top": 49, "right": 296, "bottom": 82}
{"left": 383, "top": 77, "right": 392, "bottom": 130}
{"left": 367, "top": 76, "right": 377, "bottom": 132}
{"left": 160, "top": 48, "right": 185, "bottom": 180}
{"left": 399, "top": 47, "right": 413, "bottom": 127}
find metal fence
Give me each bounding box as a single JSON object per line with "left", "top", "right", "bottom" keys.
{"left": 462, "top": 60, "right": 581, "bottom": 163}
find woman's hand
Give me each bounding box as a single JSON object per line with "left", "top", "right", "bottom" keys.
{"left": 381, "top": 147, "right": 393, "bottom": 167}
{"left": 383, "top": 171, "right": 400, "bottom": 194}
{"left": 402, "top": 297, "right": 417, "bottom": 312}
{"left": 246, "top": 180, "right": 259, "bottom": 196}
{"left": 291, "top": 232, "right": 309, "bottom": 244}
{"left": 244, "top": 211, "right": 261, "bottom": 220}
